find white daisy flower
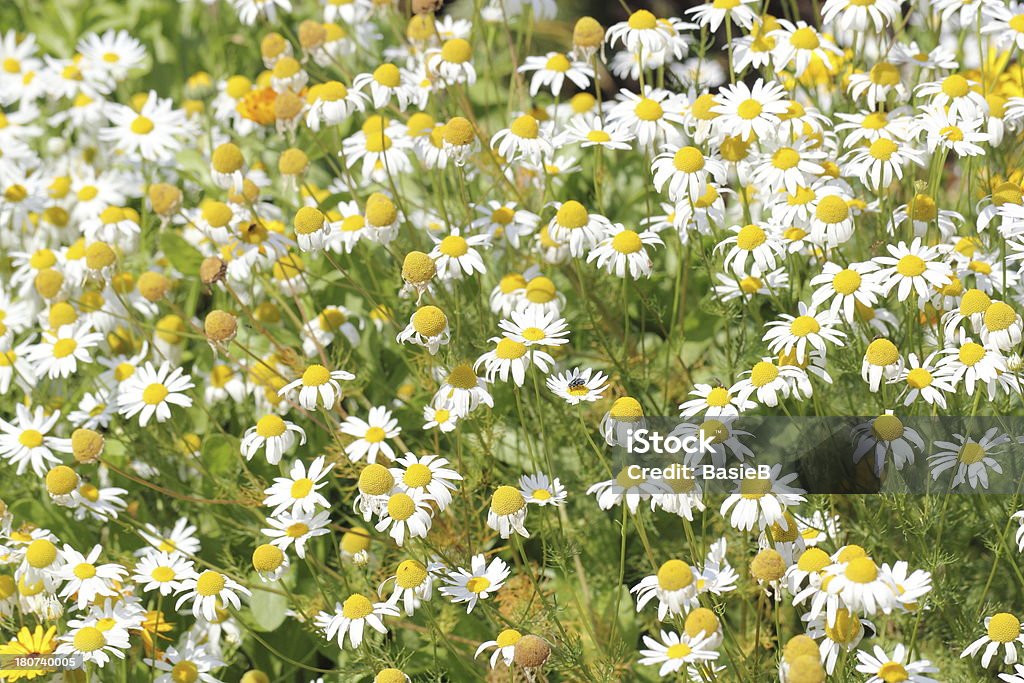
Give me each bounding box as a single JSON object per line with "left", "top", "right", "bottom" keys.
{"left": 440, "top": 554, "right": 510, "bottom": 613}
{"left": 117, "top": 361, "right": 194, "bottom": 427}
{"left": 174, "top": 570, "right": 251, "bottom": 622}
{"left": 262, "top": 510, "right": 331, "bottom": 558}
{"left": 278, "top": 364, "right": 354, "bottom": 410}
{"left": 263, "top": 455, "right": 333, "bottom": 516}
{"left": 546, "top": 367, "right": 609, "bottom": 405}
{"left": 0, "top": 405, "right": 71, "bottom": 477}
{"left": 240, "top": 414, "right": 306, "bottom": 465}
{"left": 340, "top": 406, "right": 401, "bottom": 463}
{"left": 314, "top": 594, "right": 400, "bottom": 649}
{"left": 961, "top": 613, "right": 1024, "bottom": 667}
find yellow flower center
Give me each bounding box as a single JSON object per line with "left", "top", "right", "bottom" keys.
{"left": 610, "top": 396, "right": 643, "bottom": 420}
{"left": 26, "top": 539, "right": 57, "bottom": 568}
{"left": 673, "top": 146, "right": 705, "bottom": 173}
{"left": 302, "top": 364, "right": 331, "bottom": 386}
{"left": 869, "top": 138, "right": 898, "bottom": 161}
{"left": 358, "top": 464, "right": 394, "bottom": 495}
{"left": 364, "top": 426, "right": 386, "bottom": 443}
{"left": 495, "top": 338, "right": 527, "bottom": 359}
{"left": 253, "top": 544, "right": 284, "bottom": 572}
{"left": 465, "top": 576, "right": 491, "bottom": 593}
{"left": 750, "top": 361, "right": 779, "bottom": 387}
{"left": 790, "top": 315, "right": 820, "bottom": 337}
{"left": 373, "top": 64, "right": 401, "bottom": 87}
{"left": 877, "top": 662, "right": 909, "bottom": 683}
{"left": 941, "top": 74, "right": 970, "bottom": 98}
{"left": 586, "top": 130, "right": 611, "bottom": 143}
{"left": 896, "top": 255, "right": 925, "bottom": 277}
{"left": 940, "top": 125, "right": 964, "bottom": 142}
{"left": 556, "top": 201, "right": 589, "bottom": 229}
{"left": 256, "top": 414, "right": 286, "bottom": 438}
{"left": 906, "top": 368, "right": 932, "bottom": 389}
{"left": 844, "top": 557, "right": 878, "bottom": 583}
{"left": 984, "top": 302, "right": 1017, "bottom": 331}
{"left": 387, "top": 493, "right": 416, "bottom": 520}
{"left": 736, "top": 224, "right": 766, "bottom": 250}
{"left": 196, "top": 571, "right": 225, "bottom": 596}
{"left": 815, "top": 195, "right": 849, "bottom": 224}
{"left": 19, "top": 429, "right": 44, "bottom": 448}
{"left": 171, "top": 661, "right": 199, "bottom": 683}
{"left": 665, "top": 643, "right": 693, "bottom": 659}
{"left": 958, "top": 442, "right": 985, "bottom": 464}
{"left": 509, "top": 114, "right": 539, "bottom": 139}
{"left": 447, "top": 363, "right": 478, "bottom": 389}
{"left": 797, "top": 547, "right": 831, "bottom": 572}
{"left": 290, "top": 478, "right": 314, "bottom": 498}
{"left": 130, "top": 116, "right": 155, "bottom": 135}
{"left": 396, "top": 559, "right": 428, "bottom": 588}
{"left": 657, "top": 559, "right": 694, "bottom": 591}
{"left": 611, "top": 230, "right": 643, "bottom": 254}
{"left": 545, "top": 54, "right": 570, "bottom": 72}
{"left": 412, "top": 306, "right": 447, "bottom": 338}
{"left": 294, "top": 207, "right": 326, "bottom": 235}
{"left": 491, "top": 485, "right": 525, "bottom": 515}
{"left": 628, "top": 9, "right": 657, "bottom": 29}
{"left": 342, "top": 594, "right": 374, "bottom": 619}
{"left": 866, "top": 338, "right": 899, "bottom": 366}
{"left": 958, "top": 342, "right": 986, "bottom": 366}
{"left": 736, "top": 99, "right": 763, "bottom": 120}
{"left": 832, "top": 269, "right": 861, "bottom": 295}
{"left": 286, "top": 522, "right": 309, "bottom": 538}
{"left": 439, "top": 235, "right": 468, "bottom": 257}
{"left": 790, "top": 27, "right": 820, "bottom": 50}
{"left": 988, "top": 613, "right": 1021, "bottom": 643}
{"left": 142, "top": 383, "right": 169, "bottom": 405}
{"left": 634, "top": 98, "right": 664, "bottom": 121}
{"left": 496, "top": 629, "right": 522, "bottom": 648}
{"left": 824, "top": 609, "right": 860, "bottom": 644}
{"left": 402, "top": 464, "right": 432, "bottom": 488}
{"left": 73, "top": 627, "right": 106, "bottom": 652}
{"left": 1011, "top": 14, "right": 1024, "bottom": 32}
{"left": 772, "top": 147, "right": 800, "bottom": 170}
{"left": 74, "top": 563, "right": 97, "bottom": 579}
{"left": 151, "top": 566, "right": 176, "bottom": 582}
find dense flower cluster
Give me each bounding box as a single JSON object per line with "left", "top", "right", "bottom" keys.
{"left": 3, "top": 0, "right": 1024, "bottom": 680}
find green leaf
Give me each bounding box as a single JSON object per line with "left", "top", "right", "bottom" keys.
{"left": 200, "top": 433, "right": 239, "bottom": 477}
{"left": 248, "top": 584, "right": 289, "bottom": 632}
{"left": 158, "top": 230, "right": 203, "bottom": 277}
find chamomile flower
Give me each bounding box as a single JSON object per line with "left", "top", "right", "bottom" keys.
{"left": 980, "top": 301, "right": 1024, "bottom": 351}
{"left": 606, "top": 10, "right": 670, "bottom": 54}
{"left": 982, "top": 2, "right": 1024, "bottom": 51}
{"left": 805, "top": 608, "right": 871, "bottom": 674}
{"left": 961, "top": 613, "right": 1024, "bottom": 667}
{"left": 476, "top": 629, "right": 522, "bottom": 669}
{"left": 607, "top": 88, "right": 686, "bottom": 147}
{"left": 278, "top": 364, "right": 354, "bottom": 410}
{"left": 843, "top": 137, "right": 925, "bottom": 191}
{"left": 117, "top": 361, "right": 194, "bottom": 427}
{"left": 821, "top": 0, "right": 900, "bottom": 31}
{"left": 895, "top": 353, "right": 954, "bottom": 408}
{"left": 314, "top": 594, "right": 400, "bottom": 649}
{"left": 175, "top": 570, "right": 251, "bottom": 622}
{"left": 56, "top": 621, "right": 130, "bottom": 667}
{"left": 340, "top": 406, "right": 401, "bottom": 463}
{"left": 0, "top": 405, "right": 71, "bottom": 476}
{"left": 380, "top": 558, "right": 440, "bottom": 616}
{"left": 57, "top": 544, "right": 127, "bottom": 609}
{"left": 490, "top": 114, "right": 553, "bottom": 163}
{"left": 374, "top": 490, "right": 434, "bottom": 545}
{"left": 763, "top": 304, "right": 846, "bottom": 364}
{"left": 930, "top": 429, "right": 1010, "bottom": 490}
{"left": 241, "top": 415, "right": 306, "bottom": 465}
{"left": 432, "top": 363, "right": 493, "bottom": 418}
{"left": 147, "top": 638, "right": 224, "bottom": 683}
{"left": 547, "top": 367, "right": 609, "bottom": 405}
{"left": 810, "top": 261, "right": 884, "bottom": 323}
{"left": 685, "top": 0, "right": 758, "bottom": 32}
{"left": 559, "top": 115, "right": 635, "bottom": 151}
{"left": 487, "top": 486, "right": 529, "bottom": 539}
{"left": 389, "top": 453, "right": 461, "bottom": 510}
{"left": 26, "top": 322, "right": 103, "bottom": 379}
{"left": 718, "top": 223, "right": 786, "bottom": 276}
{"left": 652, "top": 145, "right": 728, "bottom": 203}
{"left": 262, "top": 510, "right": 331, "bottom": 558}
{"left": 99, "top": 91, "right": 188, "bottom": 162}
{"left": 587, "top": 224, "right": 663, "bottom": 279}
{"left": 353, "top": 63, "right": 418, "bottom": 110}
{"left": 938, "top": 330, "right": 1006, "bottom": 395}
{"left": 712, "top": 78, "right": 790, "bottom": 142}
{"left": 632, "top": 559, "right": 700, "bottom": 620}
{"left": 518, "top": 52, "right": 593, "bottom": 97}
{"left": 429, "top": 228, "right": 489, "bottom": 280}
{"left": 874, "top": 239, "right": 953, "bottom": 302}
{"left": 517, "top": 473, "right": 566, "bottom": 506}
{"left": 914, "top": 104, "right": 989, "bottom": 157}
{"left": 132, "top": 551, "right": 194, "bottom": 596}
{"left": 396, "top": 305, "right": 451, "bottom": 355}
{"left": 475, "top": 337, "right": 554, "bottom": 386}
{"left": 720, "top": 464, "right": 805, "bottom": 531}
{"left": 263, "top": 455, "right": 333, "bottom": 516}
{"left": 638, "top": 629, "right": 720, "bottom": 676}
{"left": 440, "top": 554, "right": 510, "bottom": 613}
{"left": 547, "top": 201, "right": 613, "bottom": 258}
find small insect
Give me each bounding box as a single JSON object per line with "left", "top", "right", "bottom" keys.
{"left": 567, "top": 377, "right": 587, "bottom": 391}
